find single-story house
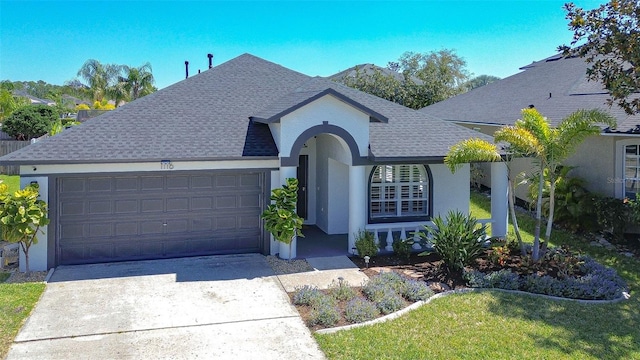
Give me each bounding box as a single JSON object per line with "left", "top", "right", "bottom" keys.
{"left": 0, "top": 54, "right": 508, "bottom": 271}
{"left": 420, "top": 53, "right": 640, "bottom": 202}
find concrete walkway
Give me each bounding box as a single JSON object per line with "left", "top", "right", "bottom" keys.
{"left": 7, "top": 254, "right": 325, "bottom": 360}
{"left": 277, "top": 256, "right": 370, "bottom": 292}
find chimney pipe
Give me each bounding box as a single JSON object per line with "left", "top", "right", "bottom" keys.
{"left": 207, "top": 53, "right": 213, "bottom": 69}
{"left": 185, "top": 61, "right": 189, "bottom": 79}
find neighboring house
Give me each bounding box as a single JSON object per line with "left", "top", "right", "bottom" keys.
{"left": 421, "top": 53, "right": 640, "bottom": 202}
{"left": 13, "top": 91, "right": 56, "bottom": 106}
{"left": 0, "top": 54, "right": 508, "bottom": 271}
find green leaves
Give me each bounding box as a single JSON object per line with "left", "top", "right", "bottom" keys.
{"left": 444, "top": 138, "right": 501, "bottom": 173}
{"left": 421, "top": 211, "right": 486, "bottom": 272}
{"left": 261, "top": 178, "right": 304, "bottom": 245}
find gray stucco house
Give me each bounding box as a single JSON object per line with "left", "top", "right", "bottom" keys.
{"left": 421, "top": 53, "right": 640, "bottom": 202}
{"left": 0, "top": 54, "right": 509, "bottom": 271}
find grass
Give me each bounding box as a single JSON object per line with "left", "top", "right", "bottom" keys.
{"left": 315, "top": 190, "right": 640, "bottom": 360}
{"left": 0, "top": 175, "right": 20, "bottom": 194}
{"left": 0, "top": 282, "right": 45, "bottom": 359}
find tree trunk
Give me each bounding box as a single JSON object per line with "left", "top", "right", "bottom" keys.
{"left": 507, "top": 178, "right": 525, "bottom": 255}
{"left": 532, "top": 170, "right": 544, "bottom": 262}
{"left": 20, "top": 241, "right": 31, "bottom": 277}
{"left": 543, "top": 178, "right": 557, "bottom": 254}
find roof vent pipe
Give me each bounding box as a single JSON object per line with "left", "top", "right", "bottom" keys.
{"left": 185, "top": 61, "right": 189, "bottom": 79}
{"left": 208, "top": 53, "right": 213, "bottom": 69}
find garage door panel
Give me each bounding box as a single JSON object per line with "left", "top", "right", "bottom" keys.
{"left": 88, "top": 178, "right": 112, "bottom": 192}
{"left": 115, "top": 177, "right": 138, "bottom": 191}
{"left": 57, "top": 171, "right": 266, "bottom": 265}
{"left": 167, "top": 197, "right": 189, "bottom": 212}
{"left": 115, "top": 199, "right": 138, "bottom": 213}
{"left": 141, "top": 198, "right": 164, "bottom": 212}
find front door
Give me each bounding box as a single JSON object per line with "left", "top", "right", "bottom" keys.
{"left": 297, "top": 155, "right": 308, "bottom": 219}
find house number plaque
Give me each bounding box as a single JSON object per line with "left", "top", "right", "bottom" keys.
{"left": 160, "top": 160, "right": 174, "bottom": 170}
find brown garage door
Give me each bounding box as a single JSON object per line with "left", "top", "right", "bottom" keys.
{"left": 56, "top": 171, "right": 266, "bottom": 265}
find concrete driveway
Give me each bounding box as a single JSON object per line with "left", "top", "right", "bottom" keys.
{"left": 7, "top": 254, "right": 325, "bottom": 360}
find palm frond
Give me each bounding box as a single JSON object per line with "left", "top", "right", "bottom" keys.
{"left": 494, "top": 126, "right": 542, "bottom": 156}
{"left": 444, "top": 138, "right": 501, "bottom": 173}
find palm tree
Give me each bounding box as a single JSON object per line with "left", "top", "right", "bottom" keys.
{"left": 77, "top": 59, "right": 108, "bottom": 102}
{"left": 122, "top": 63, "right": 155, "bottom": 101}
{"left": 446, "top": 108, "right": 616, "bottom": 261}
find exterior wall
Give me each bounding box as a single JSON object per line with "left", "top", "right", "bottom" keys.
{"left": 17, "top": 176, "right": 49, "bottom": 271}
{"left": 568, "top": 135, "right": 616, "bottom": 197}
{"left": 431, "top": 163, "right": 470, "bottom": 217}
{"left": 327, "top": 158, "right": 349, "bottom": 234}
{"left": 315, "top": 134, "right": 351, "bottom": 234}
{"left": 278, "top": 95, "right": 370, "bottom": 158}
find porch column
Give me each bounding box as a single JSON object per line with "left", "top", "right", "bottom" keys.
{"left": 348, "top": 165, "right": 366, "bottom": 253}
{"left": 490, "top": 162, "right": 508, "bottom": 238}
{"left": 279, "top": 166, "right": 298, "bottom": 259}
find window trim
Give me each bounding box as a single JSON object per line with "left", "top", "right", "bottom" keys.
{"left": 367, "top": 164, "right": 433, "bottom": 224}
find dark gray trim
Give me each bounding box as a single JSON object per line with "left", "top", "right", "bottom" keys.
{"left": 368, "top": 154, "right": 446, "bottom": 164}
{"left": 0, "top": 156, "right": 281, "bottom": 166}
{"left": 280, "top": 122, "right": 368, "bottom": 166}
{"left": 250, "top": 88, "right": 388, "bottom": 124}
{"left": 367, "top": 164, "right": 433, "bottom": 224}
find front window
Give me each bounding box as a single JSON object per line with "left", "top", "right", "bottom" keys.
{"left": 625, "top": 145, "right": 640, "bottom": 199}
{"left": 369, "top": 164, "right": 430, "bottom": 222}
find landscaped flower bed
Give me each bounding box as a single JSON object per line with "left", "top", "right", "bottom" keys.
{"left": 291, "top": 272, "right": 434, "bottom": 330}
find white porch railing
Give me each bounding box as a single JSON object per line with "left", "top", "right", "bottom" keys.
{"left": 365, "top": 221, "right": 433, "bottom": 251}
{"left": 365, "top": 218, "right": 494, "bottom": 253}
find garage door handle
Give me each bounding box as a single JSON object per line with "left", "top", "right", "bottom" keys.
{"left": 163, "top": 223, "right": 167, "bottom": 226}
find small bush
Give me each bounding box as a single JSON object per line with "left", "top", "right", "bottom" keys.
{"left": 327, "top": 278, "right": 357, "bottom": 301}
{"left": 355, "top": 230, "right": 378, "bottom": 257}
{"left": 292, "top": 285, "right": 322, "bottom": 306}
{"left": 366, "top": 271, "right": 407, "bottom": 295}
{"left": 362, "top": 283, "right": 388, "bottom": 302}
{"left": 344, "top": 297, "right": 379, "bottom": 323}
{"left": 308, "top": 294, "right": 340, "bottom": 326}
{"left": 392, "top": 238, "right": 412, "bottom": 260}
{"left": 465, "top": 269, "right": 520, "bottom": 290}
{"left": 374, "top": 289, "right": 405, "bottom": 314}
{"left": 402, "top": 280, "right": 434, "bottom": 301}
{"left": 422, "top": 211, "right": 486, "bottom": 272}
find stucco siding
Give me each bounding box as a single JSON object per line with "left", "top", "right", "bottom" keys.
{"left": 431, "top": 163, "right": 470, "bottom": 217}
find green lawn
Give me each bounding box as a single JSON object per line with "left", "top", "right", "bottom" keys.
{"left": 0, "top": 175, "right": 20, "bottom": 194}
{"left": 0, "top": 282, "right": 45, "bottom": 359}
{"left": 315, "top": 191, "right": 640, "bottom": 360}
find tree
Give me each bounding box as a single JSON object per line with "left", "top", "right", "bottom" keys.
{"left": 466, "top": 75, "right": 501, "bottom": 90}
{"left": 77, "top": 59, "right": 123, "bottom": 102}
{"left": 122, "top": 62, "right": 155, "bottom": 101}
{"left": 2, "top": 104, "right": 58, "bottom": 140}
{"left": 0, "top": 183, "right": 50, "bottom": 275}
{"left": 338, "top": 49, "right": 474, "bottom": 109}
{"left": 559, "top": 0, "right": 640, "bottom": 115}
{"left": 0, "top": 89, "right": 29, "bottom": 121}
{"left": 445, "top": 108, "right": 616, "bottom": 261}
{"left": 394, "top": 49, "right": 471, "bottom": 103}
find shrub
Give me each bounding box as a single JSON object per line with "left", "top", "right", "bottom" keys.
{"left": 2, "top": 104, "right": 58, "bottom": 140}
{"left": 308, "top": 294, "right": 340, "bottom": 327}
{"left": 422, "top": 211, "right": 486, "bottom": 272}
{"left": 466, "top": 256, "right": 627, "bottom": 300}
{"left": 465, "top": 269, "right": 520, "bottom": 290}
{"left": 292, "top": 285, "right": 322, "bottom": 306}
{"left": 354, "top": 229, "right": 378, "bottom": 257}
{"left": 366, "top": 271, "right": 407, "bottom": 295}
{"left": 593, "top": 195, "right": 630, "bottom": 241}
{"left": 344, "top": 298, "right": 379, "bottom": 323}
{"left": 392, "top": 238, "right": 412, "bottom": 260}
{"left": 327, "top": 278, "right": 357, "bottom": 301}
{"left": 374, "top": 289, "right": 404, "bottom": 314}
{"left": 402, "top": 280, "right": 434, "bottom": 301}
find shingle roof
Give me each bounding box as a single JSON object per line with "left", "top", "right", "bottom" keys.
{"left": 420, "top": 54, "right": 640, "bottom": 133}
{"left": 1, "top": 53, "right": 491, "bottom": 165}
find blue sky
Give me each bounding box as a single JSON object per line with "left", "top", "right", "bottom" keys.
{"left": 1, "top": 0, "right": 603, "bottom": 90}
